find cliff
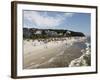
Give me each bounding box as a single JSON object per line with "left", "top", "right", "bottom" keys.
{"left": 23, "top": 28, "right": 85, "bottom": 39}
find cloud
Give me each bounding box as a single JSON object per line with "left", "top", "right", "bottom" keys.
{"left": 64, "top": 13, "right": 74, "bottom": 17}
{"left": 24, "top": 11, "right": 75, "bottom": 29}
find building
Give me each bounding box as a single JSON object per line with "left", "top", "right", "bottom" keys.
{"left": 34, "top": 30, "right": 42, "bottom": 35}
{"left": 45, "top": 30, "right": 58, "bottom": 37}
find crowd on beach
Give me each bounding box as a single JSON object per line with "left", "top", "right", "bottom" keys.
{"left": 24, "top": 37, "right": 86, "bottom": 49}
{"left": 24, "top": 36, "right": 91, "bottom": 68}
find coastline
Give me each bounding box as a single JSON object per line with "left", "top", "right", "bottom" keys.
{"left": 23, "top": 37, "right": 89, "bottom": 69}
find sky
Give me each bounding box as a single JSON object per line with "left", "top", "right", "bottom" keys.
{"left": 23, "top": 10, "right": 91, "bottom": 35}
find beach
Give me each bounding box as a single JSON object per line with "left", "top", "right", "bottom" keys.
{"left": 23, "top": 37, "right": 89, "bottom": 69}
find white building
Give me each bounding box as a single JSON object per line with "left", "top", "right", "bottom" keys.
{"left": 35, "top": 30, "right": 42, "bottom": 35}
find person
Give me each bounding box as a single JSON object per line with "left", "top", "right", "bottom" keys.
{"left": 32, "top": 40, "right": 36, "bottom": 46}
{"left": 44, "top": 40, "right": 48, "bottom": 48}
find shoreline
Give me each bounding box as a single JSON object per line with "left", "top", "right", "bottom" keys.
{"left": 23, "top": 37, "right": 89, "bottom": 69}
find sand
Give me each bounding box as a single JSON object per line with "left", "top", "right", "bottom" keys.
{"left": 23, "top": 37, "right": 87, "bottom": 69}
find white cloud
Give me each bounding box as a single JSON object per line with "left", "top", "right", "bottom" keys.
{"left": 24, "top": 11, "right": 75, "bottom": 29}
{"left": 64, "top": 13, "right": 74, "bottom": 17}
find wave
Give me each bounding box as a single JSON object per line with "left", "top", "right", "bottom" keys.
{"left": 69, "top": 42, "right": 91, "bottom": 67}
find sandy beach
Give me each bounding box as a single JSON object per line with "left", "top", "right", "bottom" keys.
{"left": 23, "top": 37, "right": 88, "bottom": 69}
